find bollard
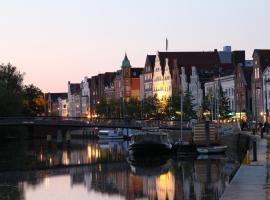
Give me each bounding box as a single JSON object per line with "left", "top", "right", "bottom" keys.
{"left": 252, "top": 128, "right": 256, "bottom": 135}
{"left": 253, "top": 139, "right": 257, "bottom": 162}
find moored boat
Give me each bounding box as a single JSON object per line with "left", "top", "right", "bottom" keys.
{"left": 98, "top": 129, "right": 124, "bottom": 140}
{"left": 128, "top": 132, "right": 172, "bottom": 156}
{"left": 197, "top": 145, "right": 228, "bottom": 154}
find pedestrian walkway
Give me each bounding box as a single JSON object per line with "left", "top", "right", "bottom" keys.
{"left": 221, "top": 135, "right": 270, "bottom": 200}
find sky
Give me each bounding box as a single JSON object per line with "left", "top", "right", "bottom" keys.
{"left": 0, "top": 0, "right": 270, "bottom": 92}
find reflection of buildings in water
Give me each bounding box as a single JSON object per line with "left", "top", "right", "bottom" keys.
{"left": 142, "top": 176, "right": 157, "bottom": 200}
{"left": 156, "top": 171, "right": 175, "bottom": 200}
{"left": 193, "top": 160, "right": 227, "bottom": 200}
{"left": 37, "top": 141, "right": 128, "bottom": 168}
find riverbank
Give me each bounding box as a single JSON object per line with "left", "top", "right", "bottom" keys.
{"left": 221, "top": 133, "right": 270, "bottom": 200}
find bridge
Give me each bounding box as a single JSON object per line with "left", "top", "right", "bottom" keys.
{"left": 0, "top": 116, "right": 189, "bottom": 130}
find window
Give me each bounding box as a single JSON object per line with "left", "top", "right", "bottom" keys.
{"left": 255, "top": 68, "right": 260, "bottom": 79}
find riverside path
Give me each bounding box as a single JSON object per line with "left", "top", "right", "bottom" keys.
{"left": 221, "top": 134, "right": 270, "bottom": 200}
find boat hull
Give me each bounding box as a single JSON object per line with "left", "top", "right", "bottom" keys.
{"left": 129, "top": 143, "right": 172, "bottom": 156}
{"left": 98, "top": 136, "right": 124, "bottom": 140}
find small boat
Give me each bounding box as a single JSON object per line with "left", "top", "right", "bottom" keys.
{"left": 197, "top": 145, "right": 228, "bottom": 154}
{"left": 128, "top": 132, "right": 172, "bottom": 156}
{"left": 98, "top": 129, "right": 124, "bottom": 140}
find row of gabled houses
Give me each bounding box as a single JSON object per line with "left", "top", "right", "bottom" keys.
{"left": 45, "top": 46, "right": 270, "bottom": 122}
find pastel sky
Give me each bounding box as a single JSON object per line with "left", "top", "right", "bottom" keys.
{"left": 0, "top": 0, "right": 269, "bottom": 92}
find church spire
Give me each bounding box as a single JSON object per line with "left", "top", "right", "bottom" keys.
{"left": 121, "top": 52, "right": 131, "bottom": 68}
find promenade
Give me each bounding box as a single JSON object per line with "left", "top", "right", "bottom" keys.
{"left": 221, "top": 134, "right": 270, "bottom": 200}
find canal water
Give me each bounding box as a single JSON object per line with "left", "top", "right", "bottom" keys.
{"left": 0, "top": 129, "right": 247, "bottom": 200}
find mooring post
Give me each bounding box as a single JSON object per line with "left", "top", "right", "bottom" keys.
{"left": 253, "top": 138, "right": 257, "bottom": 162}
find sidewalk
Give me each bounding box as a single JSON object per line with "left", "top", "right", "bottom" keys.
{"left": 221, "top": 135, "right": 270, "bottom": 200}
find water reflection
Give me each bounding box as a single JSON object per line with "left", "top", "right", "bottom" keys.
{"left": 0, "top": 139, "right": 241, "bottom": 200}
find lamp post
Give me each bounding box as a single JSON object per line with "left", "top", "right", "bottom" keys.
{"left": 255, "top": 86, "right": 261, "bottom": 134}
{"left": 239, "top": 93, "right": 244, "bottom": 126}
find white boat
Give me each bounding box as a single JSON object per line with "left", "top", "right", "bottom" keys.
{"left": 98, "top": 129, "right": 124, "bottom": 140}
{"left": 197, "top": 145, "right": 228, "bottom": 154}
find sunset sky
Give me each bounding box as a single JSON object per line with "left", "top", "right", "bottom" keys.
{"left": 0, "top": 0, "right": 269, "bottom": 92}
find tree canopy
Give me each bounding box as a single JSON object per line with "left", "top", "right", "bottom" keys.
{"left": 0, "top": 63, "right": 45, "bottom": 116}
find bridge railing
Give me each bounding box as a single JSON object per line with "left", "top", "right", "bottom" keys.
{"left": 0, "top": 116, "right": 190, "bottom": 129}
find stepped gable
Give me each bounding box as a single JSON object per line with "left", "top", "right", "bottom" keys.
{"left": 147, "top": 51, "right": 222, "bottom": 83}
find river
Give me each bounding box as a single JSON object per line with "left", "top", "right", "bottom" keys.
{"left": 0, "top": 128, "right": 247, "bottom": 200}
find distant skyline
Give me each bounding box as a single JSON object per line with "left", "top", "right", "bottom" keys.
{"left": 0, "top": 0, "right": 270, "bottom": 92}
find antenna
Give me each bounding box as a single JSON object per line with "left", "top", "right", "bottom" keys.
{"left": 166, "top": 38, "right": 168, "bottom": 52}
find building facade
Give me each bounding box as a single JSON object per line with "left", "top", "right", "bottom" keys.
{"left": 142, "top": 55, "right": 155, "bottom": 99}
{"left": 68, "top": 82, "right": 81, "bottom": 117}
{"left": 252, "top": 50, "right": 270, "bottom": 121}
{"left": 81, "top": 77, "right": 91, "bottom": 117}
{"left": 263, "top": 66, "right": 270, "bottom": 121}
{"left": 235, "top": 63, "right": 253, "bottom": 119}
{"left": 45, "top": 93, "right": 68, "bottom": 116}
{"left": 152, "top": 52, "right": 172, "bottom": 101}
{"left": 204, "top": 75, "right": 235, "bottom": 114}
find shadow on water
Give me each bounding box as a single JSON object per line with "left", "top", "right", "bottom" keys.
{"left": 0, "top": 127, "right": 249, "bottom": 200}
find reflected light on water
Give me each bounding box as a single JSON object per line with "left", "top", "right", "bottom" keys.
{"left": 62, "top": 151, "right": 70, "bottom": 165}
{"left": 156, "top": 170, "right": 175, "bottom": 200}
{"left": 44, "top": 176, "right": 50, "bottom": 187}
{"left": 49, "top": 157, "right": 53, "bottom": 166}
{"left": 87, "top": 145, "right": 101, "bottom": 162}
{"left": 40, "top": 153, "right": 43, "bottom": 162}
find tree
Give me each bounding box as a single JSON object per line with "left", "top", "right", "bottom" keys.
{"left": 96, "top": 97, "right": 108, "bottom": 117}
{"left": 125, "top": 98, "right": 141, "bottom": 118}
{"left": 183, "top": 89, "right": 197, "bottom": 120}
{"left": 219, "top": 86, "right": 231, "bottom": 120}
{"left": 164, "top": 96, "right": 181, "bottom": 119}
{"left": 142, "top": 95, "right": 161, "bottom": 119}
{"left": 0, "top": 63, "right": 24, "bottom": 116}
{"left": 201, "top": 94, "right": 212, "bottom": 118}
{"left": 22, "top": 84, "right": 45, "bottom": 116}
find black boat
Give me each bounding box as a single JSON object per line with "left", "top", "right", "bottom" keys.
{"left": 128, "top": 133, "right": 172, "bottom": 157}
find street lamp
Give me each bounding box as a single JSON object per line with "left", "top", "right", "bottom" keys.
{"left": 255, "top": 86, "right": 261, "bottom": 134}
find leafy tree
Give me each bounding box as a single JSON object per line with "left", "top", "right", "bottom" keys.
{"left": 107, "top": 99, "right": 120, "bottom": 118}
{"left": 200, "top": 94, "right": 213, "bottom": 119}
{"left": 125, "top": 98, "right": 141, "bottom": 118}
{"left": 142, "top": 95, "right": 161, "bottom": 119}
{"left": 183, "top": 89, "right": 197, "bottom": 120}
{"left": 219, "top": 86, "right": 231, "bottom": 120}
{"left": 0, "top": 63, "right": 24, "bottom": 116}
{"left": 22, "top": 84, "right": 45, "bottom": 116}
{"left": 95, "top": 97, "right": 108, "bottom": 117}
{"left": 164, "top": 96, "right": 181, "bottom": 119}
